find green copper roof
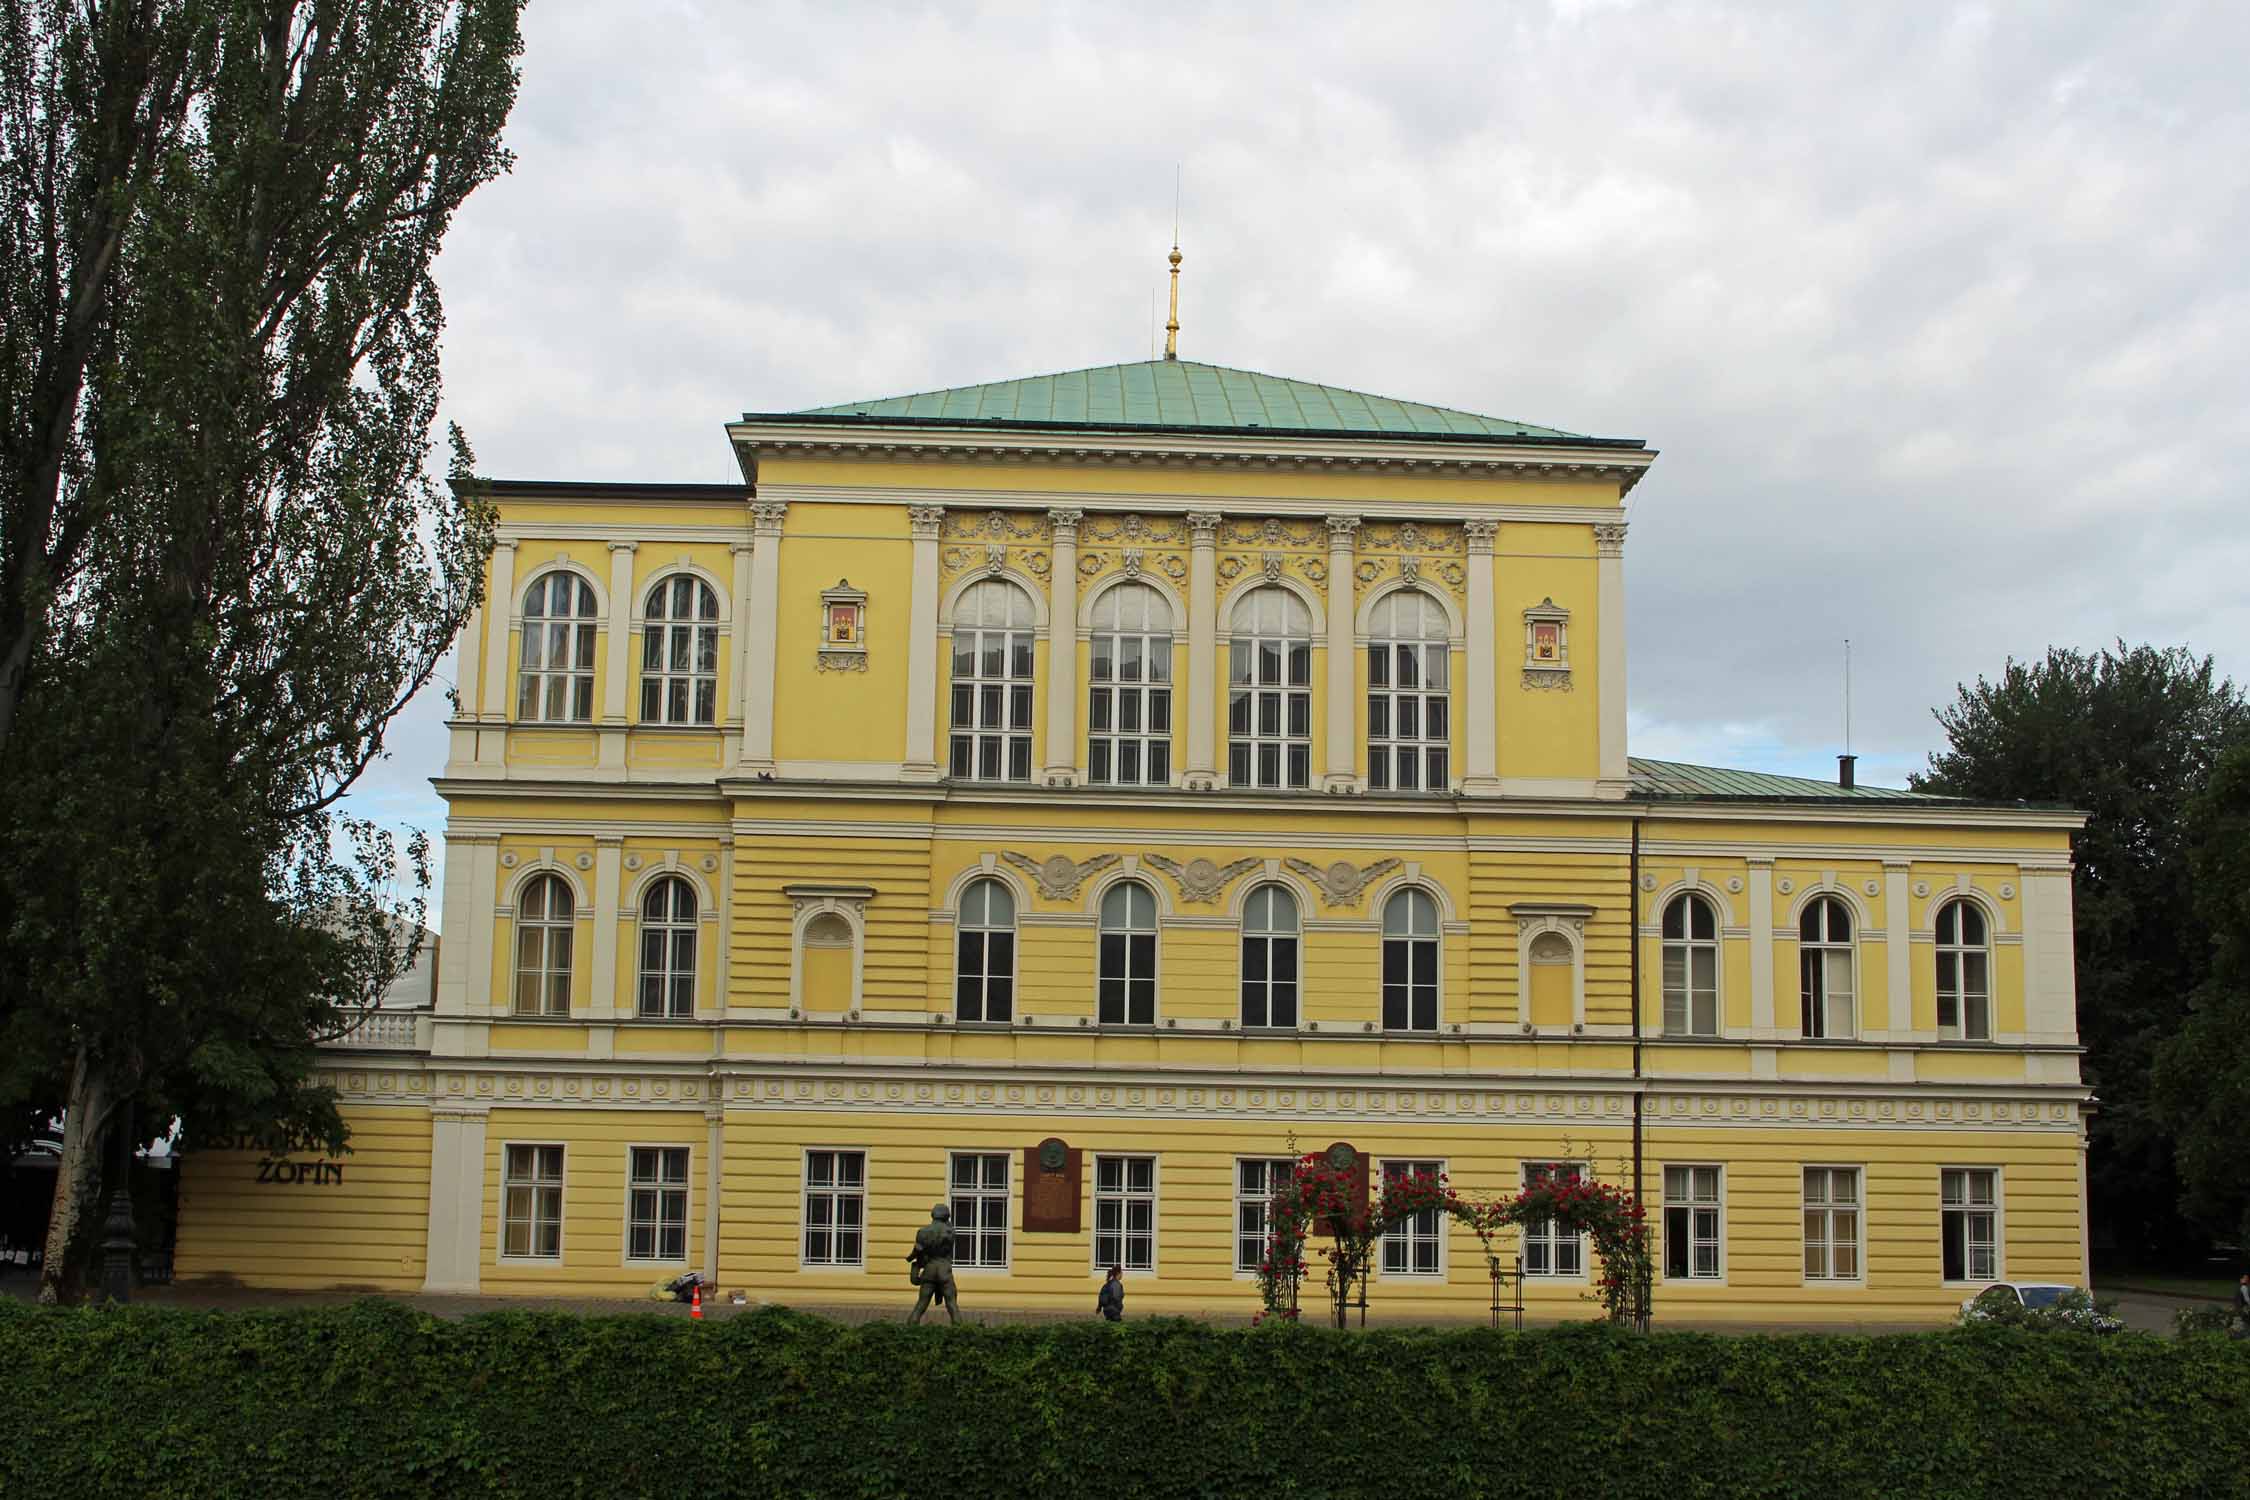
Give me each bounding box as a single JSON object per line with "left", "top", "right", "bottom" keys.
{"left": 1628, "top": 758, "right": 1945, "bottom": 802}
{"left": 773, "top": 360, "right": 1623, "bottom": 445}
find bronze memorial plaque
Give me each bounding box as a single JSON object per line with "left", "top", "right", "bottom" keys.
{"left": 1022, "top": 1137, "right": 1082, "bottom": 1232}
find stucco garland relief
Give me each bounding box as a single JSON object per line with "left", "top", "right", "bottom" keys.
{"left": 938, "top": 511, "right": 1054, "bottom": 585}
{"left": 1000, "top": 850, "right": 1120, "bottom": 900}
{"left": 1354, "top": 554, "right": 1468, "bottom": 600}
{"left": 1283, "top": 856, "right": 1403, "bottom": 908}
{"left": 1078, "top": 549, "right": 1188, "bottom": 587}
{"left": 1083, "top": 513, "right": 1186, "bottom": 546}
{"left": 1142, "top": 854, "right": 1262, "bottom": 904}
{"left": 1223, "top": 517, "right": 1323, "bottom": 549}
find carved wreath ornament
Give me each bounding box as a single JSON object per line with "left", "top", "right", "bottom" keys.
{"left": 1143, "top": 854, "right": 1261, "bottom": 904}
{"left": 1283, "top": 857, "right": 1403, "bottom": 908}
{"left": 1001, "top": 851, "right": 1120, "bottom": 900}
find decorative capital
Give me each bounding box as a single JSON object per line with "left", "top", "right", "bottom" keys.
{"left": 908, "top": 505, "right": 947, "bottom": 539}
{"left": 1325, "top": 514, "right": 1363, "bottom": 544}
{"left": 750, "top": 500, "right": 789, "bottom": 532}
{"left": 607, "top": 540, "right": 638, "bottom": 555}
{"left": 492, "top": 537, "right": 520, "bottom": 554}
{"left": 1186, "top": 510, "right": 1224, "bottom": 542}
{"left": 1593, "top": 520, "right": 1628, "bottom": 557}
{"left": 1463, "top": 519, "right": 1499, "bottom": 554}
{"left": 1048, "top": 507, "right": 1085, "bottom": 536}
{"left": 730, "top": 540, "right": 755, "bottom": 558}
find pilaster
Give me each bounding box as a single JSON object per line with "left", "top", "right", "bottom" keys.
{"left": 465, "top": 837, "right": 501, "bottom": 1018}
{"left": 726, "top": 541, "right": 754, "bottom": 761}
{"left": 1595, "top": 521, "right": 1629, "bottom": 791}
{"left": 1041, "top": 508, "right": 1084, "bottom": 786}
{"left": 433, "top": 834, "right": 488, "bottom": 1019}
{"left": 600, "top": 541, "right": 638, "bottom": 771}
{"left": 903, "top": 505, "right": 946, "bottom": 780}
{"left": 740, "top": 501, "right": 787, "bottom": 772}
{"left": 1462, "top": 519, "right": 1500, "bottom": 793}
{"left": 477, "top": 540, "right": 518, "bottom": 719}
{"left": 1322, "top": 514, "right": 1361, "bottom": 792}
{"left": 1184, "top": 511, "right": 1222, "bottom": 789}
{"left": 1884, "top": 860, "right": 1918, "bottom": 1040}
{"left": 591, "top": 835, "right": 624, "bottom": 1019}
{"left": 1747, "top": 858, "right": 1776, "bottom": 1038}
{"left": 421, "top": 1106, "right": 487, "bottom": 1294}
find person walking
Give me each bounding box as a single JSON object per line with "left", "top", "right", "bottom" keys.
{"left": 907, "top": 1203, "right": 960, "bottom": 1325}
{"left": 2234, "top": 1271, "right": 2249, "bottom": 1336}
{"left": 1097, "top": 1264, "right": 1125, "bottom": 1322}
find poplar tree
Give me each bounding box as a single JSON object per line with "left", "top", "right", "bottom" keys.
{"left": 0, "top": 0, "right": 522, "bottom": 1301}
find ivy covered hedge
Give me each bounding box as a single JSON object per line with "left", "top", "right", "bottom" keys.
{"left": 2, "top": 1300, "right": 2246, "bottom": 1498}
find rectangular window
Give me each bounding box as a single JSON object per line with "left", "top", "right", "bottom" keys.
{"left": 626, "top": 1146, "right": 690, "bottom": 1262}
{"left": 1093, "top": 1155, "right": 1156, "bottom": 1272}
{"left": 1522, "top": 1162, "right": 1585, "bottom": 1277}
{"left": 949, "top": 1151, "right": 1010, "bottom": 1269}
{"left": 1663, "top": 1165, "right": 1723, "bottom": 1280}
{"left": 802, "top": 1150, "right": 866, "bottom": 1267}
{"left": 1803, "top": 1166, "right": 1863, "bottom": 1280}
{"left": 1236, "top": 1157, "right": 1296, "bottom": 1272}
{"left": 1941, "top": 1168, "right": 2000, "bottom": 1283}
{"left": 1380, "top": 1160, "right": 1445, "bottom": 1276}
{"left": 502, "top": 1144, "right": 564, "bottom": 1260}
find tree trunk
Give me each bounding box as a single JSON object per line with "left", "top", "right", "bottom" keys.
{"left": 38, "top": 1052, "right": 116, "bottom": 1306}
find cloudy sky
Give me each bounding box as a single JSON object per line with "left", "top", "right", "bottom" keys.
{"left": 353, "top": 0, "right": 2250, "bottom": 922}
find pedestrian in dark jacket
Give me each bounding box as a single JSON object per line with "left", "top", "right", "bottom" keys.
{"left": 1097, "top": 1265, "right": 1125, "bottom": 1322}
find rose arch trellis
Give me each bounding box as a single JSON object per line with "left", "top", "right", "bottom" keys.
{"left": 1252, "top": 1145, "right": 1654, "bottom": 1329}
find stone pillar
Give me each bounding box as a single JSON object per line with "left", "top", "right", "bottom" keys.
{"left": 464, "top": 837, "right": 501, "bottom": 1019}
{"left": 1322, "top": 514, "right": 1361, "bottom": 792}
{"left": 601, "top": 541, "right": 638, "bottom": 770}
{"left": 1042, "top": 508, "right": 1083, "bottom": 786}
{"left": 1595, "top": 521, "right": 1629, "bottom": 788}
{"left": 1884, "top": 860, "right": 1915, "bottom": 1040}
{"left": 703, "top": 1107, "right": 725, "bottom": 1284}
{"left": 739, "top": 501, "right": 787, "bottom": 772}
{"left": 422, "top": 1107, "right": 487, "bottom": 1294}
{"left": 903, "top": 505, "right": 946, "bottom": 780}
{"left": 1748, "top": 858, "right": 1776, "bottom": 1038}
{"left": 453, "top": 606, "right": 483, "bottom": 720}
{"left": 1184, "top": 511, "right": 1222, "bottom": 789}
{"left": 1462, "top": 519, "right": 1500, "bottom": 793}
{"left": 727, "top": 540, "right": 754, "bottom": 751}
{"left": 433, "top": 834, "right": 483, "bottom": 1018}
{"left": 591, "top": 835, "right": 623, "bottom": 1019}
{"left": 478, "top": 540, "right": 518, "bottom": 719}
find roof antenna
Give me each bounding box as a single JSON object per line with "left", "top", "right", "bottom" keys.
{"left": 1164, "top": 165, "right": 1182, "bottom": 362}
{"left": 1839, "top": 638, "right": 1856, "bottom": 789}
{"left": 1150, "top": 287, "right": 1156, "bottom": 362}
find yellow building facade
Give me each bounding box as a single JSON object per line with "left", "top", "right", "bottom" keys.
{"left": 175, "top": 360, "right": 2089, "bottom": 1323}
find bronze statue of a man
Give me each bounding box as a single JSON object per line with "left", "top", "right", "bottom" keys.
{"left": 906, "top": 1201, "right": 960, "bottom": 1324}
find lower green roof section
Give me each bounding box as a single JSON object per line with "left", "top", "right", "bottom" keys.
{"left": 1627, "top": 757, "right": 1945, "bottom": 802}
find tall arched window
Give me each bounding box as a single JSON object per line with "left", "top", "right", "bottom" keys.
{"left": 1097, "top": 881, "right": 1158, "bottom": 1025}
{"left": 1935, "top": 899, "right": 1991, "bottom": 1041}
{"left": 1381, "top": 888, "right": 1439, "bottom": 1031}
{"left": 1799, "top": 896, "right": 1855, "bottom": 1039}
{"left": 1240, "top": 884, "right": 1299, "bottom": 1029}
{"left": 1662, "top": 893, "right": 1718, "bottom": 1036}
{"left": 955, "top": 877, "right": 1016, "bottom": 1024}
{"left": 1087, "top": 582, "right": 1173, "bottom": 786}
{"left": 949, "top": 579, "right": 1035, "bottom": 782}
{"left": 1368, "top": 590, "right": 1450, "bottom": 792}
{"left": 513, "top": 874, "right": 575, "bottom": 1016}
{"left": 518, "top": 572, "right": 598, "bottom": 722}
{"left": 637, "top": 876, "right": 697, "bottom": 1019}
{"left": 642, "top": 575, "right": 720, "bottom": 725}
{"left": 1227, "top": 586, "right": 1312, "bottom": 789}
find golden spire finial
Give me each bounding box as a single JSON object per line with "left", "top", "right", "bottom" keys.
{"left": 1163, "top": 166, "right": 1182, "bottom": 361}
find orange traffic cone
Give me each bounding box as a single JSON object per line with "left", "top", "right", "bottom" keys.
{"left": 690, "top": 1281, "right": 704, "bottom": 1320}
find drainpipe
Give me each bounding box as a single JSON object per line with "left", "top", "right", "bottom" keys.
{"left": 1630, "top": 812, "right": 1646, "bottom": 1328}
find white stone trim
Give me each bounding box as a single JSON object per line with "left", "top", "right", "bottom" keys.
{"left": 1183, "top": 512, "right": 1221, "bottom": 788}
{"left": 788, "top": 892, "right": 867, "bottom": 1017}
{"left": 477, "top": 542, "right": 518, "bottom": 719}
{"left": 1322, "top": 516, "right": 1359, "bottom": 792}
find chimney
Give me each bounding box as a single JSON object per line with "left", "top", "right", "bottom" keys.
{"left": 1837, "top": 754, "right": 1857, "bottom": 790}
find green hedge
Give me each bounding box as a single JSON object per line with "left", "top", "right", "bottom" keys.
{"left": 2, "top": 1300, "right": 2247, "bottom": 1498}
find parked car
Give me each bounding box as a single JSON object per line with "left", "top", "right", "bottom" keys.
{"left": 1959, "top": 1282, "right": 2123, "bottom": 1333}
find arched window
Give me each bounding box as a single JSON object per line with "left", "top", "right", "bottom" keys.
{"left": 1227, "top": 586, "right": 1312, "bottom": 789}
{"left": 1662, "top": 893, "right": 1718, "bottom": 1036}
{"left": 1381, "top": 888, "right": 1439, "bottom": 1031}
{"left": 1088, "top": 582, "right": 1173, "bottom": 787}
{"left": 955, "top": 877, "right": 1016, "bottom": 1023}
{"left": 513, "top": 874, "right": 575, "bottom": 1016}
{"left": 1368, "top": 590, "right": 1450, "bottom": 792}
{"left": 1799, "top": 896, "right": 1855, "bottom": 1039}
{"left": 1935, "top": 899, "right": 1991, "bottom": 1040}
{"left": 1097, "top": 881, "right": 1158, "bottom": 1025}
{"left": 637, "top": 876, "right": 697, "bottom": 1019}
{"left": 641, "top": 575, "right": 720, "bottom": 725}
{"left": 949, "top": 579, "right": 1035, "bottom": 782}
{"left": 518, "top": 572, "right": 598, "bottom": 722}
{"left": 1240, "top": 884, "right": 1299, "bottom": 1029}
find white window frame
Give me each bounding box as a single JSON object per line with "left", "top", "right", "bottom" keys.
{"left": 517, "top": 570, "right": 598, "bottom": 723}
{"left": 1234, "top": 1156, "right": 1297, "bottom": 1276}
{"left": 623, "top": 1144, "right": 691, "bottom": 1265}
{"left": 1381, "top": 887, "right": 1440, "bottom": 1032}
{"left": 1521, "top": 1161, "right": 1587, "bottom": 1280}
{"left": 1661, "top": 891, "right": 1720, "bottom": 1037}
{"left": 1802, "top": 1165, "right": 1865, "bottom": 1283}
{"left": 1940, "top": 1166, "right": 2003, "bottom": 1286}
{"left": 1798, "top": 894, "right": 1856, "bottom": 1040}
{"left": 1366, "top": 589, "right": 1451, "bottom": 793}
{"left": 948, "top": 579, "right": 1036, "bottom": 783}
{"left": 1096, "top": 879, "right": 1160, "bottom": 1026}
{"left": 635, "top": 875, "right": 697, "bottom": 1020}
{"left": 1378, "top": 1158, "right": 1447, "bottom": 1278}
{"left": 1661, "top": 1164, "right": 1725, "bottom": 1283}
{"left": 1226, "top": 585, "right": 1313, "bottom": 790}
{"left": 948, "top": 1150, "right": 1012, "bottom": 1271}
{"left": 512, "top": 873, "right": 575, "bottom": 1017}
{"left": 1086, "top": 581, "right": 1174, "bottom": 788}
{"left": 1239, "top": 883, "right": 1300, "bottom": 1030}
{"left": 953, "top": 876, "right": 1016, "bottom": 1024}
{"left": 639, "top": 574, "right": 721, "bottom": 726}
{"left": 1092, "top": 1154, "right": 1158, "bottom": 1274}
{"left": 499, "top": 1142, "right": 565, "bottom": 1263}
{"left": 1935, "top": 898, "right": 1992, "bottom": 1041}
{"left": 800, "top": 1147, "right": 869, "bottom": 1271}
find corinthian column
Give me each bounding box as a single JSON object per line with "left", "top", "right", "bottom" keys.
{"left": 1323, "top": 515, "right": 1361, "bottom": 792}
{"left": 1184, "top": 511, "right": 1222, "bottom": 789}
{"left": 1595, "top": 520, "right": 1629, "bottom": 789}
{"left": 1042, "top": 508, "right": 1083, "bottom": 786}
{"left": 1462, "top": 519, "right": 1499, "bottom": 793}
{"left": 902, "top": 505, "right": 946, "bottom": 780}
{"left": 740, "top": 501, "right": 787, "bottom": 772}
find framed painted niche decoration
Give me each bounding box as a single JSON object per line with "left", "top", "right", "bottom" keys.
{"left": 1522, "top": 598, "right": 1571, "bottom": 689}
{"left": 818, "top": 581, "right": 868, "bottom": 672}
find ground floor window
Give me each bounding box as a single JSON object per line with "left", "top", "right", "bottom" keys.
{"left": 1521, "top": 1161, "right": 1585, "bottom": 1276}
{"left": 1663, "top": 1165, "right": 1722, "bottom": 1280}
{"left": 1941, "top": 1168, "right": 1999, "bottom": 1283}
{"left": 626, "top": 1146, "right": 690, "bottom": 1262}
{"left": 950, "top": 1151, "right": 1011, "bottom": 1268}
{"left": 1236, "top": 1157, "right": 1295, "bottom": 1272}
{"left": 1093, "top": 1155, "right": 1156, "bottom": 1271}
{"left": 802, "top": 1150, "right": 866, "bottom": 1267}
{"left": 1803, "top": 1166, "right": 1863, "bottom": 1280}
{"left": 502, "top": 1144, "right": 564, "bottom": 1260}
{"left": 1380, "top": 1159, "right": 1445, "bottom": 1275}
